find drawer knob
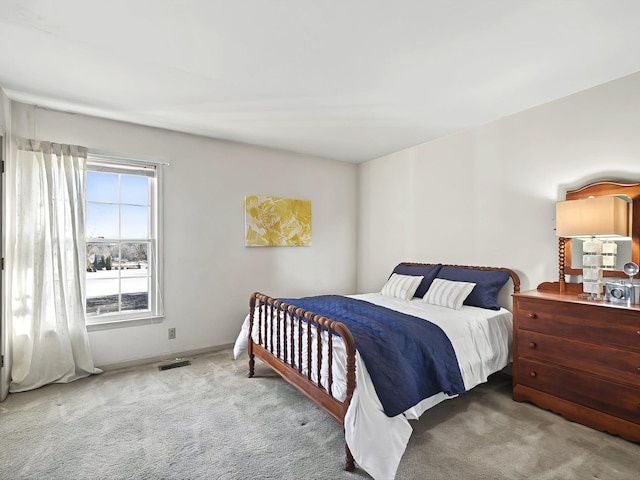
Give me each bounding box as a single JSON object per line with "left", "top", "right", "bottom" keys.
{"left": 528, "top": 342, "right": 537, "bottom": 349}
{"left": 529, "top": 371, "right": 537, "bottom": 378}
{"left": 528, "top": 313, "right": 537, "bottom": 319}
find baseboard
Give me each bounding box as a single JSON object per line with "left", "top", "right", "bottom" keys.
{"left": 97, "top": 343, "right": 234, "bottom": 372}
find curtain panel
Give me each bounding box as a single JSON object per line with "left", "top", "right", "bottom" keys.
{"left": 7, "top": 139, "right": 100, "bottom": 392}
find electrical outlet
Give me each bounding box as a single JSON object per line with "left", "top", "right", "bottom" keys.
{"left": 168, "top": 328, "right": 176, "bottom": 340}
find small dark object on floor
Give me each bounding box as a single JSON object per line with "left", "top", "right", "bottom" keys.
{"left": 158, "top": 360, "right": 191, "bottom": 371}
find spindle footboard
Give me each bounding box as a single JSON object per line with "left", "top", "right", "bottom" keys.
{"left": 248, "top": 292, "right": 357, "bottom": 471}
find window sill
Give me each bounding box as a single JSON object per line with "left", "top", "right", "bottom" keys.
{"left": 86, "top": 315, "right": 165, "bottom": 332}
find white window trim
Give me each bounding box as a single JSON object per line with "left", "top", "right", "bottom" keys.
{"left": 85, "top": 151, "right": 166, "bottom": 330}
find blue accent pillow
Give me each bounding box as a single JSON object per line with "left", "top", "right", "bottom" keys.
{"left": 391, "top": 263, "right": 443, "bottom": 298}
{"left": 436, "top": 266, "right": 510, "bottom": 310}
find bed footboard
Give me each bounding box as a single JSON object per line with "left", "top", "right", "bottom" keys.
{"left": 248, "top": 292, "right": 357, "bottom": 471}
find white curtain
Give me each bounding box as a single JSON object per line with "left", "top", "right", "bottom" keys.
{"left": 7, "top": 139, "right": 101, "bottom": 393}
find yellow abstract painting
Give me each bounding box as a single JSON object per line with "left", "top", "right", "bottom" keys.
{"left": 245, "top": 195, "right": 312, "bottom": 246}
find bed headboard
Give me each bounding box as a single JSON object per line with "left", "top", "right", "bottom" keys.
{"left": 397, "top": 262, "right": 521, "bottom": 310}
{"left": 397, "top": 262, "right": 520, "bottom": 293}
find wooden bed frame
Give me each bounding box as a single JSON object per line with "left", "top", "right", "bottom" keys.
{"left": 247, "top": 263, "right": 521, "bottom": 471}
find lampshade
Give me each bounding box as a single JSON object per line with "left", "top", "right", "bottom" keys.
{"left": 556, "top": 196, "right": 629, "bottom": 238}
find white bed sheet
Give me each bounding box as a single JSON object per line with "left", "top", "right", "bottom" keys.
{"left": 233, "top": 292, "right": 513, "bottom": 480}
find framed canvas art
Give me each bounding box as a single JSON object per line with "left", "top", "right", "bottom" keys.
{"left": 245, "top": 195, "right": 312, "bottom": 246}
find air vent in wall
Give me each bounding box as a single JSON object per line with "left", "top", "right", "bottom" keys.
{"left": 158, "top": 360, "right": 191, "bottom": 371}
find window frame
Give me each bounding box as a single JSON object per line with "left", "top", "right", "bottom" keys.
{"left": 85, "top": 152, "right": 165, "bottom": 331}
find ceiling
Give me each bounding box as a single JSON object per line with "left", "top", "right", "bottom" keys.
{"left": 1, "top": 1, "right": 640, "bottom": 163}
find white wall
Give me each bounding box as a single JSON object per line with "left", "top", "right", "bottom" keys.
{"left": 10, "top": 102, "right": 358, "bottom": 368}
{"left": 358, "top": 71, "right": 640, "bottom": 295}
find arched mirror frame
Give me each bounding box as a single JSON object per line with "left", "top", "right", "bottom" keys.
{"left": 552, "top": 180, "right": 640, "bottom": 293}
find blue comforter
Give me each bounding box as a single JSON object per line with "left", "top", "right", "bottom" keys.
{"left": 280, "top": 295, "right": 465, "bottom": 417}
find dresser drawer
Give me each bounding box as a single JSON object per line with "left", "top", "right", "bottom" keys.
{"left": 517, "top": 357, "right": 640, "bottom": 424}
{"left": 515, "top": 297, "right": 640, "bottom": 352}
{"left": 517, "top": 330, "right": 640, "bottom": 388}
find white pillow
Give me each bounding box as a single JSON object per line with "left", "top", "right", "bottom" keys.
{"left": 423, "top": 278, "right": 476, "bottom": 310}
{"left": 381, "top": 273, "right": 424, "bottom": 300}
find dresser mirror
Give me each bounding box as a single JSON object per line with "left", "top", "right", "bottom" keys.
{"left": 559, "top": 180, "right": 640, "bottom": 290}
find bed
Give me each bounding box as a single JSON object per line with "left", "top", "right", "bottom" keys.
{"left": 233, "top": 262, "right": 520, "bottom": 479}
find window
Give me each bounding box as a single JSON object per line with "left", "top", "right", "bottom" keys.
{"left": 85, "top": 154, "right": 163, "bottom": 326}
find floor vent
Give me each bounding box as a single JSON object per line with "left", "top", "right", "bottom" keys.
{"left": 158, "top": 360, "right": 191, "bottom": 371}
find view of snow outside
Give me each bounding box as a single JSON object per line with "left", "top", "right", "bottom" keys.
{"left": 86, "top": 170, "right": 151, "bottom": 315}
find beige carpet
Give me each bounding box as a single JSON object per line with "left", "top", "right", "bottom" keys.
{"left": 0, "top": 348, "right": 638, "bottom": 479}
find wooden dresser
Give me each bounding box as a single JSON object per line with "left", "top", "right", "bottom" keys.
{"left": 512, "top": 290, "right": 640, "bottom": 442}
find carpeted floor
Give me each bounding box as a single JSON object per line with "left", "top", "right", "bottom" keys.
{"left": 0, "top": 349, "right": 638, "bottom": 479}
